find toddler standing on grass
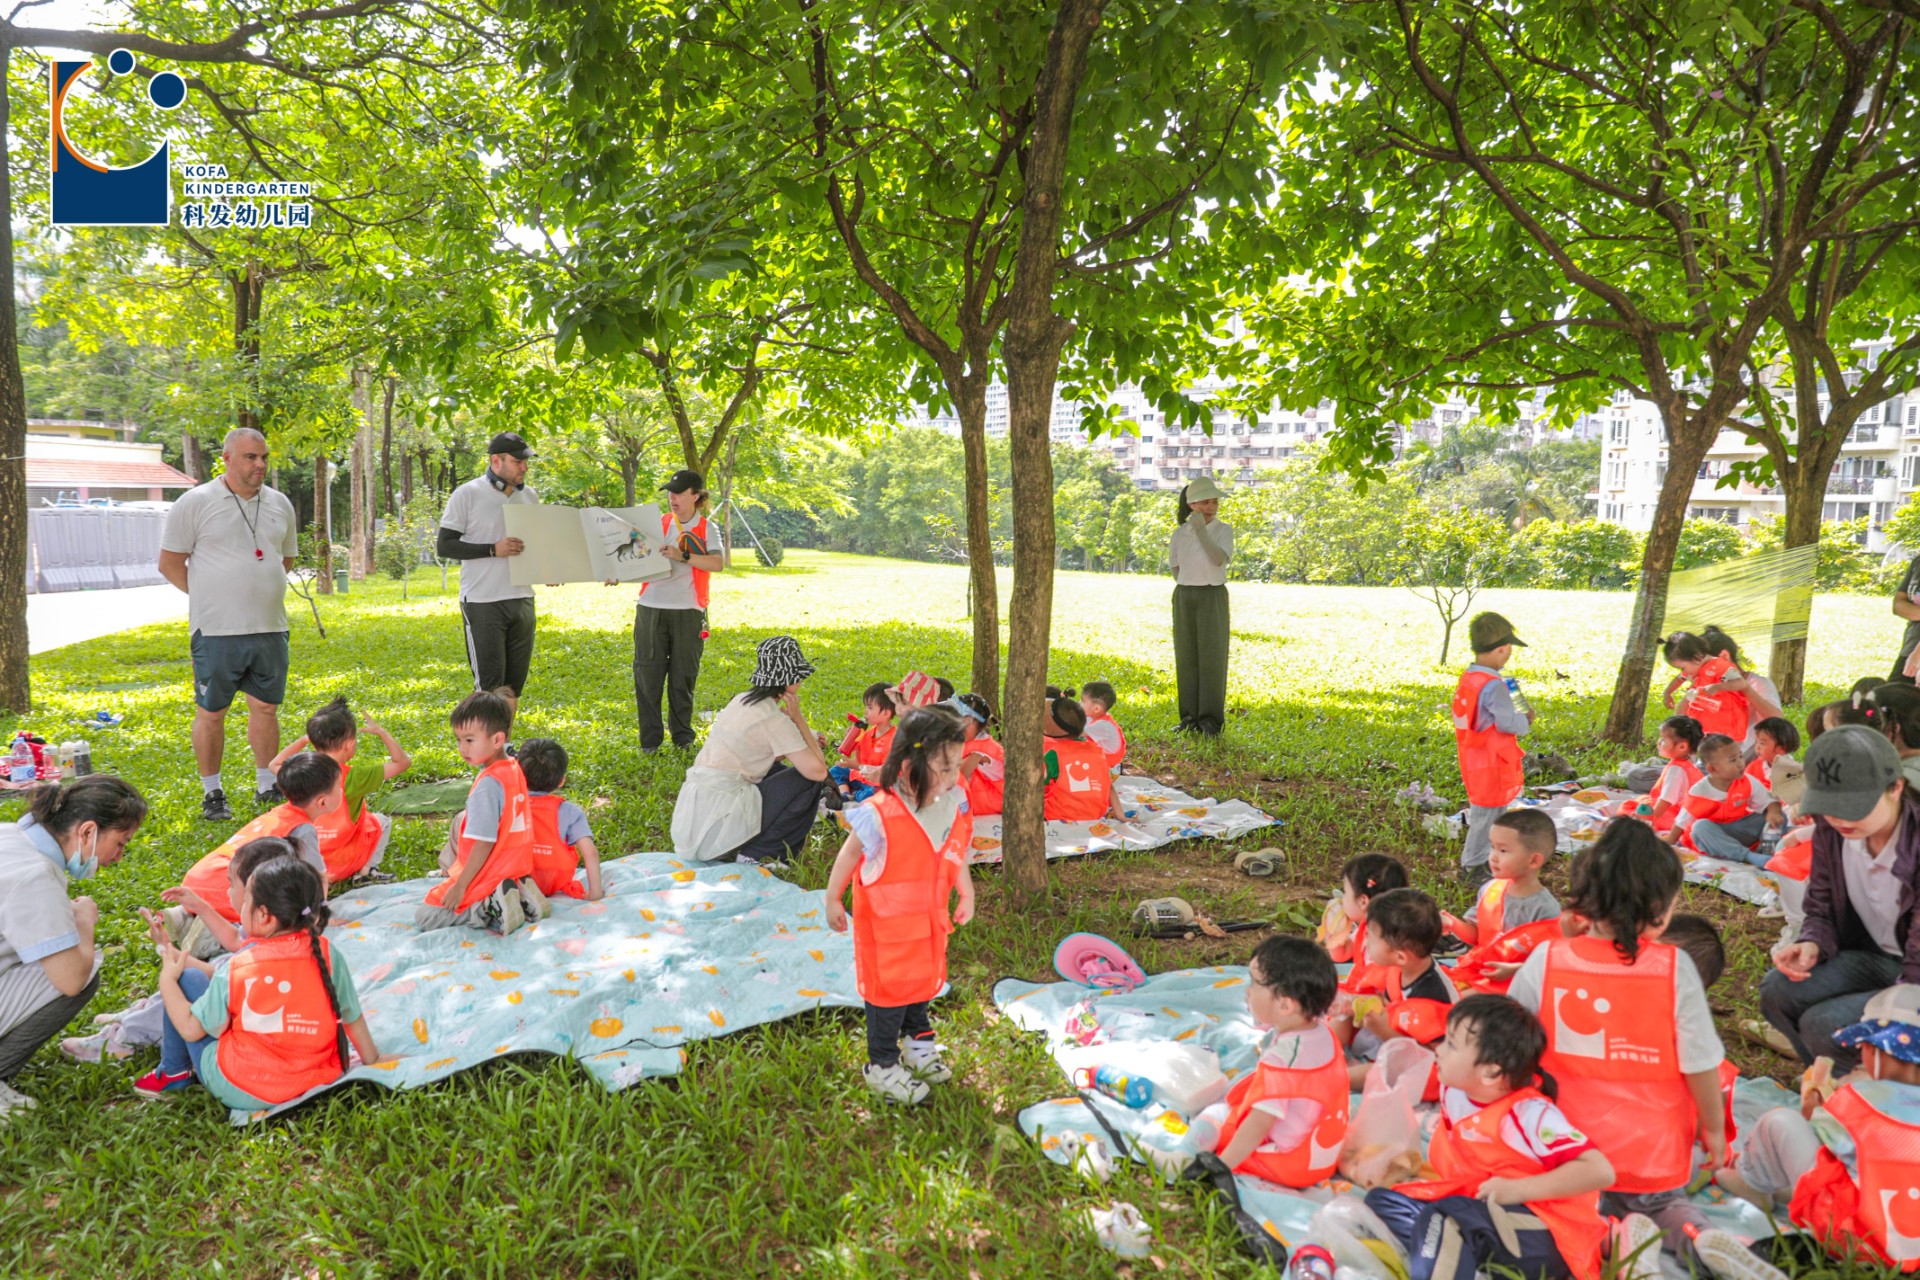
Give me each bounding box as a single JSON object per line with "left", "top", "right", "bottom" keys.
{"left": 825, "top": 706, "right": 976, "bottom": 1105}
{"left": 1451, "top": 612, "right": 1531, "bottom": 889}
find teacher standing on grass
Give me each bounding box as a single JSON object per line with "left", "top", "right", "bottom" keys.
{"left": 631, "top": 469, "right": 726, "bottom": 754}
{"left": 1169, "top": 477, "right": 1233, "bottom": 737}
{"left": 437, "top": 432, "right": 538, "bottom": 716}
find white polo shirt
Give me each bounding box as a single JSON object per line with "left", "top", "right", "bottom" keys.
{"left": 441, "top": 474, "right": 537, "bottom": 604}
{"left": 159, "top": 478, "right": 299, "bottom": 636}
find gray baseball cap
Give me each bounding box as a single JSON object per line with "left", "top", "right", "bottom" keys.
{"left": 1800, "top": 725, "right": 1902, "bottom": 821}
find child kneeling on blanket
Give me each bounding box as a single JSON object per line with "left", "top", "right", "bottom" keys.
{"left": 1365, "top": 995, "right": 1645, "bottom": 1280}
{"left": 825, "top": 706, "right": 976, "bottom": 1106}
{"left": 1147, "top": 935, "right": 1348, "bottom": 1187}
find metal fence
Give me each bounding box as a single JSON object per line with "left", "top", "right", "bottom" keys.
{"left": 25, "top": 506, "right": 170, "bottom": 594}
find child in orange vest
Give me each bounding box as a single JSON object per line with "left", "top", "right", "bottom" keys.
{"left": 1365, "top": 995, "right": 1628, "bottom": 1280}
{"left": 1506, "top": 820, "right": 1727, "bottom": 1268}
{"left": 1042, "top": 695, "right": 1115, "bottom": 822}
{"left": 1452, "top": 612, "right": 1532, "bottom": 887}
{"left": 1670, "top": 733, "right": 1785, "bottom": 864}
{"left": 831, "top": 682, "right": 901, "bottom": 803}
{"left": 270, "top": 695, "right": 412, "bottom": 886}
{"left": 1708, "top": 985, "right": 1920, "bottom": 1280}
{"left": 1747, "top": 717, "right": 1800, "bottom": 790}
{"left": 1148, "top": 936, "right": 1348, "bottom": 1187}
{"left": 825, "top": 706, "right": 976, "bottom": 1105}
{"left": 1079, "top": 681, "right": 1127, "bottom": 774}
{"left": 1663, "top": 631, "right": 1751, "bottom": 744}
{"left": 1323, "top": 852, "right": 1410, "bottom": 983}
{"left": 516, "top": 737, "right": 604, "bottom": 901}
{"left": 1339, "top": 888, "right": 1458, "bottom": 1085}
{"left": 416, "top": 690, "right": 539, "bottom": 935}
{"left": 1644, "top": 715, "right": 1705, "bottom": 834}
{"left": 1445, "top": 809, "right": 1561, "bottom": 948}
{"left": 172, "top": 753, "right": 342, "bottom": 933}
{"left": 147, "top": 834, "right": 305, "bottom": 971}
{"left": 947, "top": 693, "right": 1005, "bottom": 818}
{"left": 136, "top": 855, "right": 385, "bottom": 1102}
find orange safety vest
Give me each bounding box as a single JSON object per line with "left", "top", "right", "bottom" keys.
{"left": 852, "top": 722, "right": 897, "bottom": 770}
{"left": 1452, "top": 670, "right": 1524, "bottom": 808}
{"left": 215, "top": 931, "right": 346, "bottom": 1105}
{"left": 1746, "top": 756, "right": 1774, "bottom": 789}
{"left": 426, "top": 757, "right": 534, "bottom": 911}
{"left": 1338, "top": 920, "right": 1395, "bottom": 994}
{"left": 1397, "top": 1087, "right": 1611, "bottom": 1280}
{"left": 1476, "top": 879, "right": 1511, "bottom": 943}
{"left": 1451, "top": 918, "right": 1562, "bottom": 996}
{"left": 638, "top": 512, "right": 711, "bottom": 610}
{"left": 1766, "top": 833, "right": 1815, "bottom": 881}
{"left": 181, "top": 804, "right": 315, "bottom": 923}
{"left": 1088, "top": 711, "right": 1128, "bottom": 772}
{"left": 1679, "top": 775, "right": 1764, "bottom": 853}
{"left": 526, "top": 793, "right": 586, "bottom": 900}
{"left": 1044, "top": 736, "right": 1113, "bottom": 821}
{"left": 1789, "top": 1083, "right": 1920, "bottom": 1271}
{"left": 311, "top": 792, "right": 384, "bottom": 884}
{"left": 961, "top": 736, "right": 1004, "bottom": 817}
{"left": 1538, "top": 936, "right": 1696, "bottom": 1193}
{"left": 1380, "top": 964, "right": 1455, "bottom": 1046}
{"left": 1685, "top": 656, "right": 1751, "bottom": 742}
{"left": 850, "top": 789, "right": 970, "bottom": 1007}
{"left": 1214, "top": 1035, "right": 1351, "bottom": 1187}
{"left": 1650, "top": 758, "right": 1705, "bottom": 833}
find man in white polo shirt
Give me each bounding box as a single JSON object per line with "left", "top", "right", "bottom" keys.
{"left": 158, "top": 428, "right": 300, "bottom": 822}
{"left": 437, "top": 432, "right": 539, "bottom": 713}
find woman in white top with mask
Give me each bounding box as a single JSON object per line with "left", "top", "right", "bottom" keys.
{"left": 1168, "top": 477, "right": 1234, "bottom": 736}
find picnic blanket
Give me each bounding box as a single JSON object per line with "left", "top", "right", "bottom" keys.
{"left": 995, "top": 967, "right": 1785, "bottom": 1267}
{"left": 966, "top": 775, "right": 1275, "bottom": 866}
{"left": 233, "top": 852, "right": 859, "bottom": 1122}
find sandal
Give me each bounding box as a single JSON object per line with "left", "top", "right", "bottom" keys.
{"left": 1233, "top": 847, "right": 1283, "bottom": 878}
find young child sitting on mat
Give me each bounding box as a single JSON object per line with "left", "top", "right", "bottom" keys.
{"left": 831, "top": 682, "right": 900, "bottom": 803}
{"left": 1365, "top": 995, "right": 1628, "bottom": 1280}
{"left": 1644, "top": 715, "right": 1705, "bottom": 834}
{"left": 1669, "top": 733, "right": 1784, "bottom": 865}
{"left": 1322, "top": 852, "right": 1410, "bottom": 975}
{"left": 948, "top": 693, "right": 1004, "bottom": 818}
{"left": 417, "top": 690, "right": 540, "bottom": 935}
{"left": 270, "top": 695, "right": 412, "bottom": 886}
{"left": 1444, "top": 809, "right": 1560, "bottom": 947}
{"left": 1338, "top": 888, "right": 1457, "bottom": 1083}
{"left": 1079, "top": 680, "right": 1127, "bottom": 774}
{"left": 1041, "top": 694, "right": 1116, "bottom": 822}
{"left": 824, "top": 706, "right": 975, "bottom": 1106}
{"left": 1747, "top": 717, "right": 1799, "bottom": 790}
{"left": 516, "top": 737, "right": 604, "bottom": 902}
{"left": 171, "top": 752, "right": 341, "bottom": 936}
{"left": 1148, "top": 935, "right": 1347, "bottom": 1187}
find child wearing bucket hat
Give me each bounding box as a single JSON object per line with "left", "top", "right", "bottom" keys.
{"left": 1452, "top": 612, "right": 1533, "bottom": 888}
{"left": 1706, "top": 985, "right": 1920, "bottom": 1280}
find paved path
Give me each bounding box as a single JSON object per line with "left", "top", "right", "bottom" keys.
{"left": 28, "top": 584, "right": 189, "bottom": 655}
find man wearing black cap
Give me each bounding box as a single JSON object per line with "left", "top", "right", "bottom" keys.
{"left": 630, "top": 469, "right": 725, "bottom": 751}
{"left": 437, "top": 433, "right": 539, "bottom": 712}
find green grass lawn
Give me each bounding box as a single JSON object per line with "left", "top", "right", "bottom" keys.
{"left": 0, "top": 550, "right": 1902, "bottom": 1278}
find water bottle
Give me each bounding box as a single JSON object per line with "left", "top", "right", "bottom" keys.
{"left": 72, "top": 740, "right": 93, "bottom": 776}
{"left": 1072, "top": 1064, "right": 1154, "bottom": 1108}
{"left": 8, "top": 734, "right": 35, "bottom": 784}
{"left": 1287, "top": 1244, "right": 1336, "bottom": 1280}
{"left": 1504, "top": 676, "right": 1533, "bottom": 718}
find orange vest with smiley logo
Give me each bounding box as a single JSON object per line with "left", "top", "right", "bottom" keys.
{"left": 216, "top": 931, "right": 346, "bottom": 1104}
{"left": 1790, "top": 1083, "right": 1920, "bottom": 1271}
{"left": 181, "top": 803, "right": 315, "bottom": 923}
{"left": 1538, "top": 936, "right": 1696, "bottom": 1193}
{"left": 1043, "top": 736, "right": 1112, "bottom": 821}
{"left": 426, "top": 757, "right": 534, "bottom": 911}
{"left": 851, "top": 789, "right": 971, "bottom": 1007}
{"left": 1215, "top": 1030, "right": 1351, "bottom": 1188}
{"left": 1685, "top": 655, "right": 1751, "bottom": 742}
{"left": 1452, "top": 670, "right": 1524, "bottom": 808}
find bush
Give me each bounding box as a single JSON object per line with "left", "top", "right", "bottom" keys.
{"left": 1675, "top": 517, "right": 1744, "bottom": 569}
{"left": 1517, "top": 519, "right": 1641, "bottom": 590}
{"left": 375, "top": 536, "right": 417, "bottom": 580}
{"left": 753, "top": 536, "right": 785, "bottom": 568}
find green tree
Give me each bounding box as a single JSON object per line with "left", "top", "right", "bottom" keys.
{"left": 1675, "top": 519, "right": 1746, "bottom": 571}
{"left": 1407, "top": 507, "right": 1520, "bottom": 664}
{"left": 1518, "top": 520, "right": 1642, "bottom": 591}
{"left": 1746, "top": 514, "right": 1876, "bottom": 593}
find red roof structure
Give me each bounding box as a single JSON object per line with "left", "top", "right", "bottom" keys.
{"left": 27, "top": 458, "right": 196, "bottom": 488}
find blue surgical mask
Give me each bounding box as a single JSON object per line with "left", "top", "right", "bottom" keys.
{"left": 65, "top": 826, "right": 98, "bottom": 881}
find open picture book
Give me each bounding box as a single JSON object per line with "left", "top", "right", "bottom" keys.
{"left": 501, "top": 503, "right": 675, "bottom": 586}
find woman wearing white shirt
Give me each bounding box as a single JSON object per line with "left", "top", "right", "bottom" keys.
{"left": 0, "top": 776, "right": 147, "bottom": 1121}
{"left": 1168, "top": 478, "right": 1234, "bottom": 736}
{"left": 670, "top": 635, "right": 831, "bottom": 868}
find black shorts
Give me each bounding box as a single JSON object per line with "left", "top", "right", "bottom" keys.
{"left": 190, "top": 630, "right": 290, "bottom": 712}
{"left": 462, "top": 596, "right": 537, "bottom": 696}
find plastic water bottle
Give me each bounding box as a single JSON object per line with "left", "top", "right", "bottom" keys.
{"left": 72, "top": 741, "right": 93, "bottom": 776}
{"left": 1073, "top": 1064, "right": 1154, "bottom": 1108}
{"left": 1287, "top": 1244, "right": 1336, "bottom": 1280}
{"left": 1504, "top": 676, "right": 1533, "bottom": 718}
{"left": 8, "top": 734, "right": 34, "bottom": 783}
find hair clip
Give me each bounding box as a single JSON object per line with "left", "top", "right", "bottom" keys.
{"left": 300, "top": 906, "right": 313, "bottom": 917}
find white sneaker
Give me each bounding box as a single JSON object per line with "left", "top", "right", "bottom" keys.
{"left": 901, "top": 1038, "right": 952, "bottom": 1083}
{"left": 1690, "top": 1228, "right": 1790, "bottom": 1280}
{"left": 1611, "top": 1213, "right": 1664, "bottom": 1280}
{"left": 0, "top": 1079, "right": 37, "bottom": 1123}
{"left": 1087, "top": 1202, "right": 1152, "bottom": 1257}
{"left": 488, "top": 881, "right": 525, "bottom": 936}
{"left": 516, "top": 877, "right": 551, "bottom": 921}
{"left": 863, "top": 1062, "right": 929, "bottom": 1105}
{"left": 59, "top": 1027, "right": 134, "bottom": 1063}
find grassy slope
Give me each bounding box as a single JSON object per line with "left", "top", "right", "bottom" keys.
{"left": 0, "top": 551, "right": 1898, "bottom": 1278}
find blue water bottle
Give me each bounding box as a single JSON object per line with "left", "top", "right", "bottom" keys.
{"left": 1504, "top": 676, "right": 1533, "bottom": 719}
{"left": 1073, "top": 1064, "right": 1154, "bottom": 1108}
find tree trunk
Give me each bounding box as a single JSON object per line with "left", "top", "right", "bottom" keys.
{"left": 1601, "top": 419, "right": 1717, "bottom": 742}
{"left": 381, "top": 376, "right": 396, "bottom": 518}
{"left": 231, "top": 262, "right": 263, "bottom": 434}
{"left": 401, "top": 445, "right": 414, "bottom": 508}
{"left": 952, "top": 379, "right": 1001, "bottom": 709}
{"left": 620, "top": 452, "right": 637, "bottom": 507}
{"left": 0, "top": 47, "right": 29, "bottom": 712}
{"left": 184, "top": 432, "right": 207, "bottom": 482}
{"left": 717, "top": 428, "right": 741, "bottom": 569}
{"left": 314, "top": 453, "right": 334, "bottom": 595}
{"left": 349, "top": 368, "right": 369, "bottom": 578}
{"left": 996, "top": 0, "right": 1105, "bottom": 900}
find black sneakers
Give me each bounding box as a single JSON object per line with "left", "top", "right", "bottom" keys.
{"left": 255, "top": 784, "right": 284, "bottom": 807}
{"left": 201, "top": 789, "right": 233, "bottom": 822}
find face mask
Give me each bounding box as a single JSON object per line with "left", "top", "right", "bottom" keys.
{"left": 64, "top": 825, "right": 99, "bottom": 880}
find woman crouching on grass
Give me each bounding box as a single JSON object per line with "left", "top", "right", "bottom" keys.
{"left": 825, "top": 706, "right": 975, "bottom": 1106}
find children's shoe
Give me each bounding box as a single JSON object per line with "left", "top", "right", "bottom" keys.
{"left": 1688, "top": 1227, "right": 1790, "bottom": 1280}
{"left": 1713, "top": 1161, "right": 1782, "bottom": 1214}
{"left": 862, "top": 1062, "right": 929, "bottom": 1105}
{"left": 59, "top": 1026, "right": 136, "bottom": 1063}
{"left": 516, "top": 877, "right": 551, "bottom": 921}
{"left": 1086, "top": 1202, "right": 1152, "bottom": 1257}
{"left": 201, "top": 789, "right": 232, "bottom": 822}
{"left": 353, "top": 868, "right": 397, "bottom": 885}
{"left": 1611, "top": 1213, "right": 1664, "bottom": 1280}
{"left": 901, "top": 1037, "right": 952, "bottom": 1083}
{"left": 0, "top": 1079, "right": 37, "bottom": 1123}
{"left": 484, "top": 881, "right": 525, "bottom": 936}
{"left": 131, "top": 1067, "right": 194, "bottom": 1100}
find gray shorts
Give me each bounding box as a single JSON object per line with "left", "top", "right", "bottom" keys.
{"left": 190, "top": 629, "right": 289, "bottom": 712}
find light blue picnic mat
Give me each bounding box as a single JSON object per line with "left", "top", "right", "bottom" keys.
{"left": 995, "top": 968, "right": 1791, "bottom": 1261}
{"left": 235, "top": 852, "right": 859, "bottom": 1121}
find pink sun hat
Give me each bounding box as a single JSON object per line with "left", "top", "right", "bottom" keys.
{"left": 1054, "top": 933, "right": 1148, "bottom": 993}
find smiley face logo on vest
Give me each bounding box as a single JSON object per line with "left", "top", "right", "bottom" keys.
{"left": 239, "top": 973, "right": 294, "bottom": 1034}
{"left": 1550, "top": 985, "right": 1609, "bottom": 1059}
{"left": 1306, "top": 1112, "right": 1346, "bottom": 1170}
{"left": 50, "top": 50, "right": 186, "bottom": 227}
{"left": 1064, "top": 758, "right": 1096, "bottom": 794}
{"left": 1881, "top": 1187, "right": 1920, "bottom": 1263}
